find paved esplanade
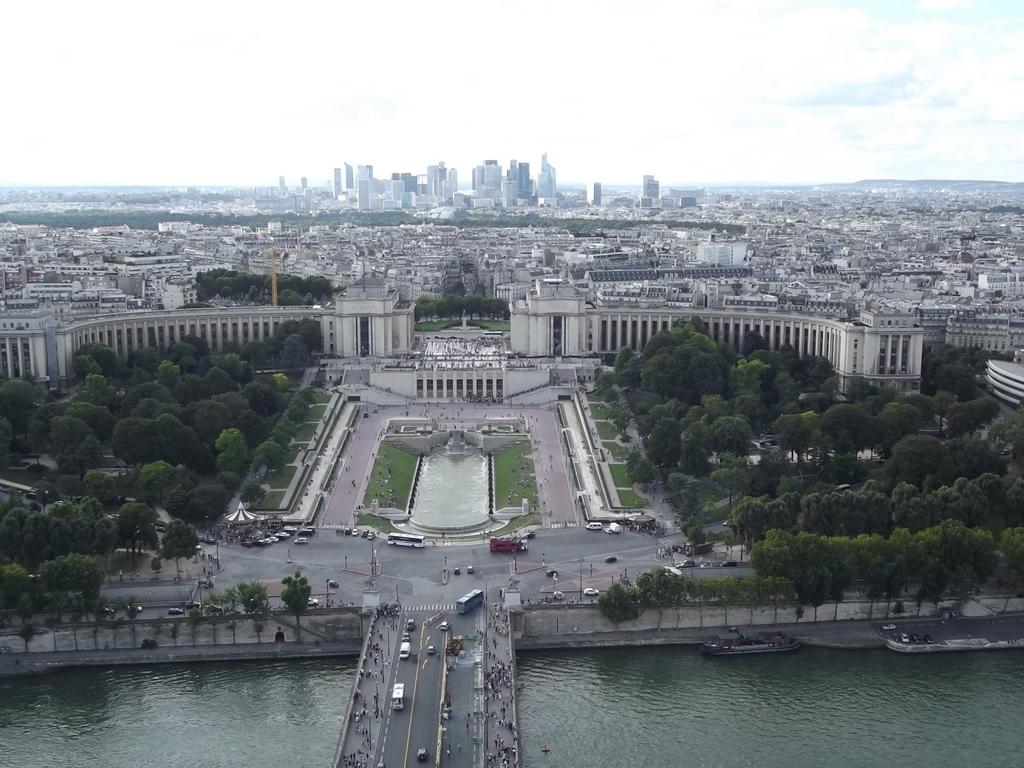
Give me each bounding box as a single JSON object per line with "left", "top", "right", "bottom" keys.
{"left": 335, "top": 600, "right": 518, "bottom": 768}
{"left": 321, "top": 404, "right": 577, "bottom": 528}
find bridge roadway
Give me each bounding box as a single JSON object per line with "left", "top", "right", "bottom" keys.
{"left": 334, "top": 600, "right": 518, "bottom": 768}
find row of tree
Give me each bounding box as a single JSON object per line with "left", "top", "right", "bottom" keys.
{"left": 196, "top": 269, "right": 334, "bottom": 306}
{"left": 414, "top": 294, "right": 509, "bottom": 322}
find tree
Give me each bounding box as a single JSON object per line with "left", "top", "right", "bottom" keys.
{"left": 281, "top": 570, "right": 311, "bottom": 634}
{"left": 665, "top": 472, "right": 701, "bottom": 521}
{"left": 240, "top": 482, "right": 266, "bottom": 504}
{"left": 945, "top": 397, "right": 1000, "bottom": 438}
{"left": 280, "top": 334, "right": 309, "bottom": 371}
{"left": 138, "top": 460, "right": 176, "bottom": 504}
{"left": 646, "top": 417, "right": 682, "bottom": 467}
{"left": 50, "top": 416, "right": 101, "bottom": 477}
{"left": 156, "top": 360, "right": 182, "bottom": 390}
{"left": 707, "top": 416, "right": 753, "bottom": 456}
{"left": 214, "top": 428, "right": 247, "bottom": 475}
{"left": 40, "top": 553, "right": 106, "bottom": 618}
{"left": 116, "top": 502, "right": 158, "bottom": 562}
{"left": 710, "top": 454, "right": 751, "bottom": 507}
{"left": 83, "top": 470, "right": 117, "bottom": 503}
{"left": 252, "top": 440, "right": 289, "bottom": 474}
{"left": 772, "top": 412, "right": 818, "bottom": 466}
{"left": 876, "top": 402, "right": 922, "bottom": 456}
{"left": 819, "top": 404, "right": 875, "bottom": 456}
{"left": 1002, "top": 528, "right": 1024, "bottom": 585}
{"left": 161, "top": 519, "right": 199, "bottom": 578}
{"left": 0, "top": 416, "right": 11, "bottom": 470}
{"left": 79, "top": 373, "right": 116, "bottom": 408}
{"left": 625, "top": 452, "right": 656, "bottom": 486}
{"left": 596, "top": 583, "right": 640, "bottom": 624}
{"left": 990, "top": 407, "right": 1024, "bottom": 461}
{"left": 0, "top": 379, "right": 39, "bottom": 436}
{"left": 236, "top": 581, "right": 269, "bottom": 615}
{"left": 886, "top": 435, "right": 953, "bottom": 490}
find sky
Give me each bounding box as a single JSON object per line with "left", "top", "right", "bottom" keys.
{"left": 3, "top": 0, "right": 1023, "bottom": 187}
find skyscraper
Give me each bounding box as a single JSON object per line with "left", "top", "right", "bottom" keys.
{"left": 333, "top": 168, "right": 343, "bottom": 197}
{"left": 344, "top": 163, "right": 354, "bottom": 190}
{"left": 278, "top": 176, "right": 286, "bottom": 197}
{"left": 517, "top": 162, "right": 531, "bottom": 199}
{"left": 536, "top": 153, "right": 557, "bottom": 199}
{"left": 357, "top": 164, "right": 374, "bottom": 181}
{"left": 483, "top": 160, "right": 502, "bottom": 192}
{"left": 591, "top": 182, "right": 602, "bottom": 207}
{"left": 643, "top": 174, "right": 660, "bottom": 200}
{"left": 300, "top": 176, "right": 308, "bottom": 191}
{"left": 508, "top": 159, "right": 518, "bottom": 182}
{"left": 357, "top": 179, "right": 371, "bottom": 210}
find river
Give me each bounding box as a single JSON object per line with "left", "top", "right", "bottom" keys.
{"left": 2, "top": 649, "right": 1023, "bottom": 768}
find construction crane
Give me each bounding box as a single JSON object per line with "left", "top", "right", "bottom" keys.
{"left": 269, "top": 249, "right": 279, "bottom": 306}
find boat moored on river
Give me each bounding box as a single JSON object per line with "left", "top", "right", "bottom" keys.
{"left": 701, "top": 632, "right": 801, "bottom": 656}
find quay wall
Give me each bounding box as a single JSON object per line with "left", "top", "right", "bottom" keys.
{"left": 0, "top": 608, "right": 366, "bottom": 656}
{"left": 512, "top": 596, "right": 1024, "bottom": 644}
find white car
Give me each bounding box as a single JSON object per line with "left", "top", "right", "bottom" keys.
{"left": 882, "top": 623, "right": 896, "bottom": 631}
{"left": 439, "top": 621, "right": 450, "bottom": 632}
{"left": 307, "top": 598, "right": 320, "bottom": 608}
{"left": 295, "top": 537, "right": 309, "bottom": 545}
{"left": 583, "top": 587, "right": 600, "bottom": 597}
{"left": 276, "top": 531, "right": 291, "bottom": 539}
{"left": 585, "top": 522, "right": 603, "bottom": 531}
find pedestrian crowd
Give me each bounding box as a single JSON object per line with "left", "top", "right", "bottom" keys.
{"left": 484, "top": 603, "right": 519, "bottom": 768}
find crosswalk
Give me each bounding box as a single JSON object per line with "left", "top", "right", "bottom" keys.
{"left": 402, "top": 602, "right": 455, "bottom": 613}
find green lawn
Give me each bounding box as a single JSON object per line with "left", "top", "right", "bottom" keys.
{"left": 293, "top": 422, "right": 317, "bottom": 443}
{"left": 253, "top": 490, "right": 285, "bottom": 510}
{"left": 363, "top": 443, "right": 418, "bottom": 511}
{"left": 595, "top": 420, "right": 620, "bottom": 440}
{"left": 603, "top": 441, "right": 630, "bottom": 461}
{"left": 309, "top": 390, "right": 331, "bottom": 404}
{"left": 266, "top": 463, "right": 298, "bottom": 490}
{"left": 610, "top": 463, "right": 633, "bottom": 488}
{"left": 306, "top": 403, "right": 328, "bottom": 422}
{"left": 624, "top": 390, "right": 663, "bottom": 414}
{"left": 415, "top": 319, "right": 511, "bottom": 332}
{"left": 616, "top": 488, "right": 648, "bottom": 508}
{"left": 491, "top": 512, "right": 541, "bottom": 537}
{"left": 356, "top": 513, "right": 399, "bottom": 534}
{"left": 589, "top": 403, "right": 617, "bottom": 420}
{"left": 493, "top": 442, "right": 538, "bottom": 510}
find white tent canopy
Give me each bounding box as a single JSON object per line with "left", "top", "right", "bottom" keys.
{"left": 226, "top": 503, "right": 258, "bottom": 524}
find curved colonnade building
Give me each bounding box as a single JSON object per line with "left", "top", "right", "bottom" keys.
{"left": 1, "top": 278, "right": 923, "bottom": 397}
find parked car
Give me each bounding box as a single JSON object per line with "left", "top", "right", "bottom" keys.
{"left": 328, "top": 579, "right": 340, "bottom": 588}
{"left": 585, "top": 522, "right": 603, "bottom": 531}
{"left": 604, "top": 555, "right": 618, "bottom": 563}
{"left": 699, "top": 562, "right": 714, "bottom": 568}
{"left": 307, "top": 598, "right": 320, "bottom": 608}
{"left": 882, "top": 623, "right": 896, "bottom": 631}
{"left": 167, "top": 607, "right": 184, "bottom": 616}
{"left": 583, "top": 587, "right": 600, "bottom": 597}
{"left": 679, "top": 560, "right": 696, "bottom": 568}
{"left": 525, "top": 531, "right": 537, "bottom": 539}
{"left": 721, "top": 560, "right": 739, "bottom": 568}
{"left": 546, "top": 568, "right": 559, "bottom": 578}
{"left": 552, "top": 591, "right": 565, "bottom": 601}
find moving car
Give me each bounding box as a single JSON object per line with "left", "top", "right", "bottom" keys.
{"left": 605, "top": 522, "right": 622, "bottom": 534}
{"left": 604, "top": 555, "right": 618, "bottom": 563}
{"left": 406, "top": 618, "right": 416, "bottom": 631}
{"left": 417, "top": 748, "right": 429, "bottom": 762}
{"left": 307, "top": 598, "right": 320, "bottom": 608}
{"left": 439, "top": 621, "right": 450, "bottom": 632}
{"left": 721, "top": 560, "right": 739, "bottom": 567}
{"left": 583, "top": 587, "right": 600, "bottom": 597}
{"left": 399, "top": 641, "right": 412, "bottom": 660}
{"left": 167, "top": 607, "right": 184, "bottom": 616}
{"left": 328, "top": 579, "right": 340, "bottom": 588}
{"left": 679, "top": 560, "right": 696, "bottom": 568}
{"left": 295, "top": 537, "right": 309, "bottom": 545}
{"left": 453, "top": 567, "right": 461, "bottom": 575}
{"left": 699, "top": 562, "right": 714, "bottom": 568}
{"left": 882, "top": 623, "right": 896, "bottom": 631}
{"left": 546, "top": 568, "right": 559, "bottom": 577}
{"left": 585, "top": 522, "right": 603, "bottom": 531}
{"left": 427, "top": 645, "right": 436, "bottom": 655}
{"left": 467, "top": 565, "right": 474, "bottom": 574}
{"left": 552, "top": 591, "right": 565, "bottom": 601}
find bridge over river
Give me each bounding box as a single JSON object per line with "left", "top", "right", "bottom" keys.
{"left": 332, "top": 598, "right": 520, "bottom": 768}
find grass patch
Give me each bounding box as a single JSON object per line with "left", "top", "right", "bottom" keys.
{"left": 415, "top": 319, "right": 511, "bottom": 332}
{"left": 491, "top": 512, "right": 541, "bottom": 537}
{"left": 616, "top": 488, "right": 647, "bottom": 508}
{"left": 253, "top": 490, "right": 285, "bottom": 510}
{"left": 293, "top": 422, "right": 317, "bottom": 443}
{"left": 493, "top": 442, "right": 538, "bottom": 510}
{"left": 603, "top": 441, "right": 630, "bottom": 461}
{"left": 356, "top": 513, "right": 399, "bottom": 534}
{"left": 610, "top": 463, "right": 633, "bottom": 488}
{"left": 266, "top": 463, "right": 298, "bottom": 490}
{"left": 589, "top": 403, "right": 617, "bottom": 420}
{"left": 363, "top": 443, "right": 418, "bottom": 511}
{"left": 309, "top": 390, "right": 331, "bottom": 404}
{"left": 698, "top": 483, "right": 724, "bottom": 509}
{"left": 306, "top": 403, "right": 328, "bottom": 422}
{"left": 595, "top": 420, "right": 621, "bottom": 440}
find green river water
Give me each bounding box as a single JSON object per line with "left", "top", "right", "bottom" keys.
{"left": 1, "top": 649, "right": 1022, "bottom": 768}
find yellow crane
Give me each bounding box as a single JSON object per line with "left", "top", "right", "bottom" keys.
{"left": 269, "top": 249, "right": 279, "bottom": 306}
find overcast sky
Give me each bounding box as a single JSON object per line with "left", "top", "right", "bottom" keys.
{"left": 3, "top": 0, "right": 1023, "bottom": 187}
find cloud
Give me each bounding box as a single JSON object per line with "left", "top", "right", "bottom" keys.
{"left": 915, "top": 0, "right": 975, "bottom": 10}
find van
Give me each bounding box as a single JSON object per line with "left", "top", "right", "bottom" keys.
{"left": 399, "top": 641, "right": 412, "bottom": 660}
{"left": 605, "top": 522, "right": 623, "bottom": 534}
{"left": 585, "top": 521, "right": 603, "bottom": 531}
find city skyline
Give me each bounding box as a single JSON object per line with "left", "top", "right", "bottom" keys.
{"left": 3, "top": 0, "right": 1024, "bottom": 186}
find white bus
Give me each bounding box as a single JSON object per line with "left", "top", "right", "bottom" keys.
{"left": 391, "top": 683, "right": 405, "bottom": 710}
{"left": 387, "top": 532, "right": 426, "bottom": 548}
